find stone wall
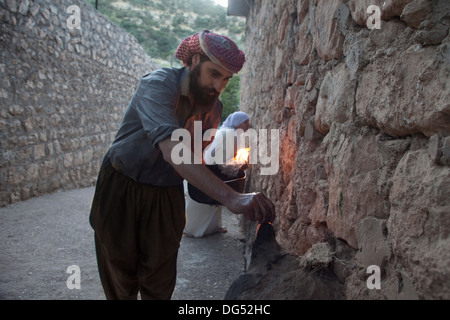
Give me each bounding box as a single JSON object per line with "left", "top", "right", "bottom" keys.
{"left": 241, "top": 0, "right": 449, "bottom": 299}
{"left": 0, "top": 0, "right": 158, "bottom": 206}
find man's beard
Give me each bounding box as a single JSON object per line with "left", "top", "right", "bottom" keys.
{"left": 190, "top": 64, "right": 220, "bottom": 111}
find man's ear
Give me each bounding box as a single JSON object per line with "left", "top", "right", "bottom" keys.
{"left": 191, "top": 54, "right": 201, "bottom": 69}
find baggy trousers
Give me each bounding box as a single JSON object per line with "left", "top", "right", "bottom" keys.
{"left": 89, "top": 154, "right": 185, "bottom": 300}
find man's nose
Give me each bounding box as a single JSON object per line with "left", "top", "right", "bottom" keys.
{"left": 213, "top": 79, "right": 228, "bottom": 93}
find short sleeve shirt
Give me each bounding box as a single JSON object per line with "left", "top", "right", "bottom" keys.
{"left": 108, "top": 67, "right": 222, "bottom": 186}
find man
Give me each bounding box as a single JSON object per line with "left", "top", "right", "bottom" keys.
{"left": 89, "top": 30, "right": 276, "bottom": 300}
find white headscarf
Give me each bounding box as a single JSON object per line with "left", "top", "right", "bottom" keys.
{"left": 204, "top": 111, "right": 250, "bottom": 165}
{"left": 221, "top": 111, "right": 250, "bottom": 129}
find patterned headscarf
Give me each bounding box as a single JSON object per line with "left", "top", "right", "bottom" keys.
{"left": 175, "top": 30, "right": 245, "bottom": 74}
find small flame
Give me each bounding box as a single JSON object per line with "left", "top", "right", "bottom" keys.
{"left": 234, "top": 148, "right": 250, "bottom": 164}
{"left": 256, "top": 223, "right": 262, "bottom": 237}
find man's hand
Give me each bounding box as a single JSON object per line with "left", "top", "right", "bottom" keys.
{"left": 226, "top": 192, "right": 275, "bottom": 224}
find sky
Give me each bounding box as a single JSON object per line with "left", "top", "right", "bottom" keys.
{"left": 212, "top": 0, "right": 228, "bottom": 7}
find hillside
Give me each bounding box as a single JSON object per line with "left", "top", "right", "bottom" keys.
{"left": 84, "top": 0, "right": 246, "bottom": 65}
{"left": 84, "top": 0, "right": 246, "bottom": 120}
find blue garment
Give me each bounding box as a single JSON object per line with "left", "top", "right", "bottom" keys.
{"left": 108, "top": 67, "right": 222, "bottom": 186}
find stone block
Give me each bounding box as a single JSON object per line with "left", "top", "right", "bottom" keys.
{"left": 356, "top": 44, "right": 450, "bottom": 137}
{"left": 18, "top": 0, "right": 29, "bottom": 15}
{"left": 388, "top": 147, "right": 450, "bottom": 299}
{"left": 349, "top": 0, "right": 413, "bottom": 26}
{"left": 313, "top": 0, "right": 345, "bottom": 61}
{"left": 63, "top": 153, "right": 73, "bottom": 168}
{"left": 356, "top": 217, "right": 391, "bottom": 268}
{"left": 315, "top": 63, "right": 356, "bottom": 135}
{"left": 324, "top": 123, "right": 383, "bottom": 249}
{"left": 401, "top": 0, "right": 433, "bottom": 28}
{"left": 33, "top": 144, "right": 46, "bottom": 160}
{"left": 6, "top": 0, "right": 18, "bottom": 13}
{"left": 294, "top": 12, "right": 312, "bottom": 65}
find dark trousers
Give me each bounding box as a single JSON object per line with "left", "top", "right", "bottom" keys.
{"left": 89, "top": 155, "right": 185, "bottom": 300}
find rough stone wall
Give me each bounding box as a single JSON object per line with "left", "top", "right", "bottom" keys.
{"left": 241, "top": 0, "right": 449, "bottom": 299}
{"left": 0, "top": 0, "right": 158, "bottom": 206}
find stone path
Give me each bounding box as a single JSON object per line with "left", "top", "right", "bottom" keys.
{"left": 0, "top": 187, "right": 245, "bottom": 300}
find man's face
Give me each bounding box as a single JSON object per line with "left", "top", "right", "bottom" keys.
{"left": 190, "top": 58, "right": 233, "bottom": 109}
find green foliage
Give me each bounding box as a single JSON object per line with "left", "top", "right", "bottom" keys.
{"left": 220, "top": 75, "right": 241, "bottom": 123}
{"left": 84, "top": 0, "right": 245, "bottom": 60}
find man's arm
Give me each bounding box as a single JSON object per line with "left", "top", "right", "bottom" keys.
{"left": 159, "top": 138, "right": 275, "bottom": 224}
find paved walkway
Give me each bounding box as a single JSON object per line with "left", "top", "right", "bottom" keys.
{"left": 0, "top": 187, "right": 245, "bottom": 300}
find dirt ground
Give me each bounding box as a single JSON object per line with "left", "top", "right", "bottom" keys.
{"left": 0, "top": 187, "right": 245, "bottom": 300}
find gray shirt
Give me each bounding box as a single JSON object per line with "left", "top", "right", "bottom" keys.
{"left": 108, "top": 67, "right": 222, "bottom": 186}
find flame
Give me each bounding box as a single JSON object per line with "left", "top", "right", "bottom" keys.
{"left": 234, "top": 148, "right": 250, "bottom": 164}
{"left": 256, "top": 223, "right": 262, "bottom": 236}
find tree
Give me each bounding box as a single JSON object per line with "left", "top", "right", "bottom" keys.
{"left": 220, "top": 75, "right": 241, "bottom": 123}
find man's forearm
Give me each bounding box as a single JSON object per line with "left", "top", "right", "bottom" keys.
{"left": 159, "top": 139, "right": 238, "bottom": 205}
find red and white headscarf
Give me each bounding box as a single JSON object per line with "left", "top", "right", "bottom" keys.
{"left": 175, "top": 30, "right": 245, "bottom": 74}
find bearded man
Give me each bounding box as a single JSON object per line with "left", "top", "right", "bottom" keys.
{"left": 89, "top": 30, "right": 275, "bottom": 300}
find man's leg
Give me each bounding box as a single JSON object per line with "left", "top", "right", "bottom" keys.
{"left": 90, "top": 157, "right": 140, "bottom": 300}
{"left": 136, "top": 184, "right": 186, "bottom": 300}
{"left": 94, "top": 234, "right": 139, "bottom": 300}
